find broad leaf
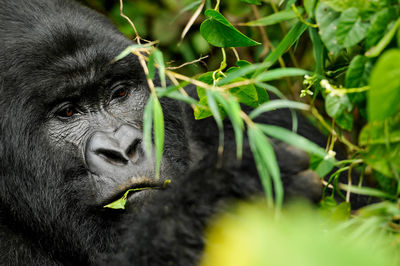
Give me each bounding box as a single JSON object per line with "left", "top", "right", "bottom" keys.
{"left": 200, "top": 9, "right": 260, "bottom": 47}
{"left": 336, "top": 8, "right": 368, "bottom": 48}
{"left": 368, "top": 49, "right": 400, "bottom": 121}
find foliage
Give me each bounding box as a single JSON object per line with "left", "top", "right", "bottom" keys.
{"left": 84, "top": 0, "right": 400, "bottom": 263}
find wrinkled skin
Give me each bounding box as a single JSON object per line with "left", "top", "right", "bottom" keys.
{"left": 0, "top": 0, "right": 324, "bottom": 265}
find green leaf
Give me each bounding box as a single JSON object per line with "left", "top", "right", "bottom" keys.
{"left": 194, "top": 97, "right": 213, "bottom": 120}
{"left": 103, "top": 187, "right": 159, "bottom": 210}
{"left": 335, "top": 111, "right": 354, "bottom": 131}
{"left": 153, "top": 97, "right": 164, "bottom": 179}
{"left": 368, "top": 49, "right": 400, "bottom": 122}
{"left": 304, "top": 0, "right": 317, "bottom": 17}
{"left": 359, "top": 113, "right": 400, "bottom": 145}
{"left": 255, "top": 84, "right": 270, "bottom": 104}
{"left": 345, "top": 55, "right": 371, "bottom": 88}
{"left": 315, "top": 3, "right": 343, "bottom": 55}
{"left": 321, "top": 0, "right": 372, "bottom": 12}
{"left": 240, "top": 0, "right": 261, "bottom": 5}
{"left": 213, "top": 93, "right": 244, "bottom": 159}
{"left": 336, "top": 8, "right": 368, "bottom": 48}
{"left": 143, "top": 97, "right": 154, "bottom": 158}
{"left": 315, "top": 157, "right": 336, "bottom": 177}
{"left": 365, "top": 8, "right": 391, "bottom": 50}
{"left": 366, "top": 18, "right": 400, "bottom": 58}
{"left": 196, "top": 71, "right": 214, "bottom": 99}
{"left": 147, "top": 51, "right": 156, "bottom": 80}
{"left": 249, "top": 99, "right": 309, "bottom": 119}
{"left": 325, "top": 94, "right": 353, "bottom": 118}
{"left": 217, "top": 63, "right": 268, "bottom": 86}
{"left": 362, "top": 144, "right": 400, "bottom": 178}
{"left": 255, "top": 68, "right": 309, "bottom": 83}
{"left": 248, "top": 126, "right": 283, "bottom": 208}
{"left": 257, "top": 124, "right": 328, "bottom": 159}
{"left": 112, "top": 43, "right": 152, "bottom": 62}
{"left": 230, "top": 80, "right": 259, "bottom": 108}
{"left": 152, "top": 49, "right": 166, "bottom": 88}
{"left": 200, "top": 9, "right": 260, "bottom": 48}
{"left": 244, "top": 9, "right": 301, "bottom": 27}
{"left": 259, "top": 22, "right": 307, "bottom": 68}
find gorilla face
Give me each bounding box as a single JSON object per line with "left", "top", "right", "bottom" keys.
{"left": 0, "top": 0, "right": 189, "bottom": 211}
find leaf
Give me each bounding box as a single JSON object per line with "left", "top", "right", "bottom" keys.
{"left": 112, "top": 43, "right": 152, "bottom": 62}
{"left": 143, "top": 97, "right": 154, "bottom": 158}
{"left": 255, "top": 68, "right": 310, "bottom": 83}
{"left": 321, "top": 0, "right": 372, "bottom": 12}
{"left": 200, "top": 9, "right": 260, "bottom": 48}
{"left": 335, "top": 112, "right": 354, "bottom": 131}
{"left": 230, "top": 80, "right": 259, "bottom": 108}
{"left": 153, "top": 97, "right": 164, "bottom": 180}
{"left": 362, "top": 144, "right": 400, "bottom": 178}
{"left": 259, "top": 22, "right": 307, "bottom": 68}
{"left": 365, "top": 8, "right": 391, "bottom": 50}
{"left": 325, "top": 94, "right": 352, "bottom": 118}
{"left": 152, "top": 49, "right": 166, "bottom": 88}
{"left": 217, "top": 62, "right": 268, "bottom": 86}
{"left": 359, "top": 113, "right": 400, "bottom": 145}
{"left": 325, "top": 93, "right": 354, "bottom": 130}
{"left": 244, "top": 9, "right": 302, "bottom": 27}
{"left": 368, "top": 49, "right": 400, "bottom": 122}
{"left": 304, "top": 0, "right": 317, "bottom": 17}
{"left": 213, "top": 93, "right": 244, "bottom": 159}
{"left": 315, "top": 3, "right": 343, "bottom": 55}
{"left": 249, "top": 99, "right": 309, "bottom": 119}
{"left": 248, "top": 126, "right": 282, "bottom": 208}
{"left": 240, "top": 0, "right": 261, "bottom": 5}
{"left": 194, "top": 97, "right": 213, "bottom": 120}
{"left": 336, "top": 8, "right": 368, "bottom": 48}
{"left": 345, "top": 55, "right": 370, "bottom": 88}
{"left": 366, "top": 18, "right": 400, "bottom": 58}
{"left": 257, "top": 124, "right": 328, "bottom": 159}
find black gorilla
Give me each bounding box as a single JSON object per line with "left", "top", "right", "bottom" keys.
{"left": 0, "top": 0, "right": 324, "bottom": 265}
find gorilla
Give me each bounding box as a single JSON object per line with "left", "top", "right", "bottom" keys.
{"left": 0, "top": 0, "right": 324, "bottom": 265}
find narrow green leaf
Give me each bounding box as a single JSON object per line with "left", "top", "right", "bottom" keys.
{"left": 248, "top": 128, "right": 273, "bottom": 207}
{"left": 112, "top": 43, "right": 152, "bottom": 62}
{"left": 365, "top": 8, "right": 391, "bottom": 50}
{"left": 216, "top": 62, "right": 269, "bottom": 86}
{"left": 153, "top": 97, "right": 164, "bottom": 179}
{"left": 257, "top": 124, "right": 328, "bottom": 159}
{"left": 250, "top": 126, "right": 283, "bottom": 209}
{"left": 143, "top": 97, "right": 154, "bottom": 158}
{"left": 244, "top": 9, "right": 301, "bottom": 27}
{"left": 200, "top": 9, "right": 260, "bottom": 47}
{"left": 259, "top": 22, "right": 307, "bottom": 68}
{"left": 148, "top": 52, "right": 156, "bottom": 80}
{"left": 153, "top": 49, "right": 166, "bottom": 88}
{"left": 206, "top": 90, "right": 223, "bottom": 130}
{"left": 249, "top": 99, "right": 309, "bottom": 119}
{"left": 214, "top": 93, "right": 244, "bottom": 159}
{"left": 366, "top": 18, "right": 400, "bottom": 58}
{"left": 255, "top": 68, "right": 309, "bottom": 83}
{"left": 240, "top": 0, "right": 261, "bottom": 4}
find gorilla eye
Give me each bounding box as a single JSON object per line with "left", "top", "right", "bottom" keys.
{"left": 111, "top": 87, "right": 130, "bottom": 101}
{"left": 56, "top": 105, "right": 77, "bottom": 118}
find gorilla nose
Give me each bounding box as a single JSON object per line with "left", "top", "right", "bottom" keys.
{"left": 85, "top": 125, "right": 143, "bottom": 176}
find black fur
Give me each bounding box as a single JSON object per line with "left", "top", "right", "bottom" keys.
{"left": 0, "top": 1, "right": 324, "bottom": 265}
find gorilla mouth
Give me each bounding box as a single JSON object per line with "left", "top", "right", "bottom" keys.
{"left": 102, "top": 178, "right": 167, "bottom": 209}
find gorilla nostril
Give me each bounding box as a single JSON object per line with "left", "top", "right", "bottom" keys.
{"left": 96, "top": 149, "right": 128, "bottom": 166}
{"left": 126, "top": 139, "right": 141, "bottom": 161}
